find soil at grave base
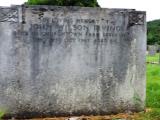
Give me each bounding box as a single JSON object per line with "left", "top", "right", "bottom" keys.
{"left": 30, "top": 113, "right": 140, "bottom": 120}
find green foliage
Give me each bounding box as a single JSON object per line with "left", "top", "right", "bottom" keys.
{"left": 0, "top": 110, "right": 5, "bottom": 119}
{"left": 138, "top": 108, "right": 160, "bottom": 120}
{"left": 137, "top": 56, "right": 160, "bottom": 120}
{"left": 146, "top": 54, "right": 160, "bottom": 108}
{"left": 147, "top": 20, "right": 160, "bottom": 45}
{"left": 146, "top": 53, "right": 160, "bottom": 63}
{"left": 146, "top": 63, "right": 160, "bottom": 108}
{"left": 26, "top": 0, "right": 100, "bottom": 7}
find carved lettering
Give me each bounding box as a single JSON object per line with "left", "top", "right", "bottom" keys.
{"left": 29, "top": 17, "right": 127, "bottom": 44}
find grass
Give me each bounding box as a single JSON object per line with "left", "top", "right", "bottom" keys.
{"left": 138, "top": 54, "right": 160, "bottom": 120}
{"left": 146, "top": 53, "right": 160, "bottom": 63}
{"left": 138, "top": 108, "right": 160, "bottom": 120}
{"left": 0, "top": 110, "right": 5, "bottom": 119}
{"left": 146, "top": 64, "right": 160, "bottom": 107}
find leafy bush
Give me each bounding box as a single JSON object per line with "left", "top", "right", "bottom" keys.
{"left": 26, "top": 0, "right": 100, "bottom": 7}
{"left": 148, "top": 20, "right": 160, "bottom": 45}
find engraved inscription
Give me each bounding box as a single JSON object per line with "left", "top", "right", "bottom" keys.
{"left": 28, "top": 17, "right": 128, "bottom": 44}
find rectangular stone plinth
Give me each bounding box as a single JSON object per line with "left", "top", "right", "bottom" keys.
{"left": 0, "top": 5, "right": 146, "bottom": 118}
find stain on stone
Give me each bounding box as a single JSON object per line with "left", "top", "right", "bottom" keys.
{"left": 39, "top": 7, "right": 48, "bottom": 12}
{"left": 30, "top": 30, "right": 40, "bottom": 81}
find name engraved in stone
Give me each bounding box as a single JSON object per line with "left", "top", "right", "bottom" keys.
{"left": 28, "top": 17, "right": 127, "bottom": 43}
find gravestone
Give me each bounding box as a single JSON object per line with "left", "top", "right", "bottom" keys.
{"left": 148, "top": 45, "right": 157, "bottom": 56}
{"left": 0, "top": 5, "right": 146, "bottom": 118}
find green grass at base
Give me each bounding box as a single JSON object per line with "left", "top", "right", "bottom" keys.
{"left": 138, "top": 108, "right": 160, "bottom": 120}
{"left": 138, "top": 55, "right": 160, "bottom": 120}
{"left": 146, "top": 64, "right": 160, "bottom": 108}
{"left": 0, "top": 110, "right": 4, "bottom": 119}
{"left": 147, "top": 53, "right": 160, "bottom": 63}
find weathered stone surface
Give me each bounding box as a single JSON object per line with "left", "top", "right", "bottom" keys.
{"left": 0, "top": 5, "right": 146, "bottom": 118}
{"left": 0, "top": 7, "right": 19, "bottom": 22}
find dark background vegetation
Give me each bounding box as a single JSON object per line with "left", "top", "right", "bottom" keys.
{"left": 147, "top": 20, "right": 160, "bottom": 45}
{"left": 26, "top": 0, "right": 100, "bottom": 7}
